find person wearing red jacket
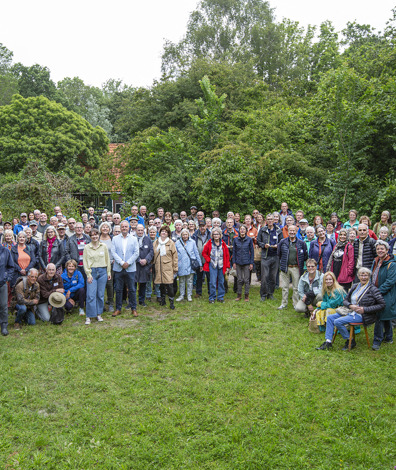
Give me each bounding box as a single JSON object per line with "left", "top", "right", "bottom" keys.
{"left": 202, "top": 228, "right": 230, "bottom": 304}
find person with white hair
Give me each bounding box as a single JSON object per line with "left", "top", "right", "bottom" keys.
{"left": 175, "top": 229, "right": 201, "bottom": 302}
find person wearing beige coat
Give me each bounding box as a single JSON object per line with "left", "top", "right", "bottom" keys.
{"left": 153, "top": 225, "right": 178, "bottom": 309}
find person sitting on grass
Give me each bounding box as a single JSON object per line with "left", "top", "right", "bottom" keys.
{"left": 312, "top": 271, "right": 346, "bottom": 332}
{"left": 61, "top": 259, "right": 85, "bottom": 315}
{"left": 316, "top": 267, "right": 385, "bottom": 351}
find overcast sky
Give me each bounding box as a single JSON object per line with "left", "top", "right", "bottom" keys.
{"left": 2, "top": 0, "right": 394, "bottom": 89}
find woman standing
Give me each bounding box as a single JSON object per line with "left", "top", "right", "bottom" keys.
{"left": 99, "top": 222, "right": 114, "bottom": 312}
{"left": 153, "top": 226, "right": 178, "bottom": 310}
{"left": 373, "top": 211, "right": 392, "bottom": 237}
{"left": 188, "top": 220, "right": 197, "bottom": 237}
{"left": 147, "top": 226, "right": 160, "bottom": 302}
{"left": 309, "top": 226, "right": 336, "bottom": 274}
{"left": 83, "top": 228, "right": 111, "bottom": 325}
{"left": 232, "top": 225, "right": 254, "bottom": 302}
{"left": 10, "top": 232, "right": 36, "bottom": 287}
{"left": 282, "top": 215, "right": 295, "bottom": 239}
{"left": 2, "top": 230, "right": 15, "bottom": 250}
{"left": 343, "top": 210, "right": 359, "bottom": 230}
{"left": 314, "top": 271, "right": 346, "bottom": 330}
{"left": 175, "top": 229, "right": 201, "bottom": 302}
{"left": 39, "top": 226, "right": 65, "bottom": 273}
{"left": 202, "top": 227, "right": 230, "bottom": 304}
{"left": 326, "top": 228, "right": 355, "bottom": 291}
{"left": 135, "top": 224, "right": 154, "bottom": 307}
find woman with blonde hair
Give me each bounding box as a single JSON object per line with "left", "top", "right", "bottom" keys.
{"left": 39, "top": 226, "right": 65, "bottom": 273}
{"left": 312, "top": 271, "right": 346, "bottom": 331}
{"left": 373, "top": 211, "right": 392, "bottom": 237}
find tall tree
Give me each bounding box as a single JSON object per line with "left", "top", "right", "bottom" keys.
{"left": 11, "top": 63, "right": 56, "bottom": 100}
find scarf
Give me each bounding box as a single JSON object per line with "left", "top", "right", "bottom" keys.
{"left": 156, "top": 237, "right": 169, "bottom": 256}
{"left": 47, "top": 236, "right": 56, "bottom": 263}
{"left": 326, "top": 239, "right": 348, "bottom": 272}
{"left": 371, "top": 255, "right": 391, "bottom": 287}
{"left": 137, "top": 235, "right": 144, "bottom": 249}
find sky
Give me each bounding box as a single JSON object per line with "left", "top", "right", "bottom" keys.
{"left": 1, "top": 0, "right": 395, "bottom": 89}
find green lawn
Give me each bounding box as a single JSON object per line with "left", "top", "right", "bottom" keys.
{"left": 0, "top": 286, "right": 395, "bottom": 469}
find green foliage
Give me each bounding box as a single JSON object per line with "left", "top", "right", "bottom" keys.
{"left": 11, "top": 62, "right": 57, "bottom": 100}
{"left": 0, "top": 94, "right": 109, "bottom": 173}
{"left": 0, "top": 160, "right": 81, "bottom": 219}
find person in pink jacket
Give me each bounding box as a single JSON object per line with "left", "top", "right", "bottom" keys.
{"left": 326, "top": 228, "right": 355, "bottom": 291}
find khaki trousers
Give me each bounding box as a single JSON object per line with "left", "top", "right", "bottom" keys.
{"left": 280, "top": 267, "right": 300, "bottom": 307}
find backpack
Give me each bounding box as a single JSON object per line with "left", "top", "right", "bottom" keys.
{"left": 50, "top": 307, "right": 64, "bottom": 325}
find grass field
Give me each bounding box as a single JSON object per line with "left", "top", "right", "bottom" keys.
{"left": 0, "top": 286, "right": 395, "bottom": 469}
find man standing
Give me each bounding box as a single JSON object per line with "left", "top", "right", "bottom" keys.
{"left": 354, "top": 224, "right": 377, "bottom": 279}
{"left": 37, "top": 213, "right": 49, "bottom": 234}
{"left": 371, "top": 240, "right": 396, "bottom": 350}
{"left": 257, "top": 214, "right": 283, "bottom": 301}
{"left": 0, "top": 244, "right": 15, "bottom": 335}
{"left": 66, "top": 218, "right": 76, "bottom": 238}
{"left": 111, "top": 220, "right": 139, "bottom": 317}
{"left": 279, "top": 202, "right": 293, "bottom": 227}
{"left": 13, "top": 212, "right": 29, "bottom": 235}
{"left": 277, "top": 225, "right": 307, "bottom": 310}
{"left": 296, "top": 218, "right": 309, "bottom": 240}
{"left": 29, "top": 220, "right": 43, "bottom": 242}
{"left": 88, "top": 207, "right": 99, "bottom": 224}
{"left": 127, "top": 205, "right": 145, "bottom": 226}
{"left": 188, "top": 206, "right": 198, "bottom": 225}
{"left": 139, "top": 206, "right": 148, "bottom": 226}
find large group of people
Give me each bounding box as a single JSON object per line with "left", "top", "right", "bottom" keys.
{"left": 0, "top": 204, "right": 395, "bottom": 352}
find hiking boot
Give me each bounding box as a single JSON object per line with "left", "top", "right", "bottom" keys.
{"left": 235, "top": 295, "right": 242, "bottom": 301}
{"left": 169, "top": 298, "right": 175, "bottom": 310}
{"left": 316, "top": 341, "right": 332, "bottom": 350}
{"left": 244, "top": 294, "right": 249, "bottom": 302}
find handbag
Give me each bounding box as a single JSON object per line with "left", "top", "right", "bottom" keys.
{"left": 335, "top": 306, "right": 352, "bottom": 316}
{"left": 308, "top": 311, "right": 320, "bottom": 333}
{"left": 254, "top": 245, "right": 262, "bottom": 262}
{"left": 181, "top": 241, "right": 200, "bottom": 271}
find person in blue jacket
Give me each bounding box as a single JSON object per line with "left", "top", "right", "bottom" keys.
{"left": 309, "top": 225, "right": 335, "bottom": 273}
{"left": 232, "top": 225, "right": 254, "bottom": 302}
{"left": 61, "top": 259, "right": 85, "bottom": 315}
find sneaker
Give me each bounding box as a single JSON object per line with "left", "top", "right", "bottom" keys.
{"left": 14, "top": 322, "right": 21, "bottom": 330}
{"left": 108, "top": 305, "right": 114, "bottom": 312}
{"left": 176, "top": 296, "right": 184, "bottom": 302}
{"left": 187, "top": 296, "right": 192, "bottom": 302}
{"left": 209, "top": 300, "right": 215, "bottom": 304}
{"left": 85, "top": 317, "right": 91, "bottom": 325}
{"left": 139, "top": 302, "right": 148, "bottom": 308}
{"left": 79, "top": 308, "right": 85, "bottom": 316}
{"left": 383, "top": 339, "right": 393, "bottom": 344}
{"left": 316, "top": 341, "right": 332, "bottom": 350}
{"left": 97, "top": 315, "right": 104, "bottom": 322}
{"left": 277, "top": 305, "right": 287, "bottom": 310}
{"left": 217, "top": 299, "right": 224, "bottom": 303}
{"left": 372, "top": 342, "right": 381, "bottom": 351}
{"left": 342, "top": 339, "right": 356, "bottom": 351}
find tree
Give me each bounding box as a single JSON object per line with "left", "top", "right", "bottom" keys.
{"left": 0, "top": 160, "right": 81, "bottom": 220}
{"left": 11, "top": 63, "right": 56, "bottom": 100}
{"left": 0, "top": 94, "right": 109, "bottom": 173}
{"left": 0, "top": 43, "right": 18, "bottom": 106}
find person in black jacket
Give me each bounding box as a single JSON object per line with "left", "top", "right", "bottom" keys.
{"left": 135, "top": 224, "right": 154, "bottom": 307}
{"left": 0, "top": 244, "right": 15, "bottom": 336}
{"left": 257, "top": 214, "right": 283, "bottom": 301}
{"left": 39, "top": 226, "right": 65, "bottom": 272}
{"left": 232, "top": 225, "right": 254, "bottom": 301}
{"left": 353, "top": 224, "right": 377, "bottom": 281}
{"left": 316, "top": 267, "right": 385, "bottom": 350}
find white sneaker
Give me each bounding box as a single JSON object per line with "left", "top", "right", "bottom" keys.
{"left": 97, "top": 315, "right": 104, "bottom": 322}
{"left": 187, "top": 296, "right": 192, "bottom": 302}
{"left": 85, "top": 317, "right": 91, "bottom": 325}
{"left": 176, "top": 296, "right": 184, "bottom": 302}
{"left": 79, "top": 308, "right": 85, "bottom": 316}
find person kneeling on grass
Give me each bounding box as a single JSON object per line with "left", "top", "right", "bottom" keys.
{"left": 317, "top": 267, "right": 385, "bottom": 350}
{"left": 61, "top": 259, "right": 85, "bottom": 315}
{"left": 14, "top": 268, "right": 40, "bottom": 330}
{"left": 312, "top": 271, "right": 346, "bottom": 332}
{"left": 295, "top": 259, "right": 323, "bottom": 317}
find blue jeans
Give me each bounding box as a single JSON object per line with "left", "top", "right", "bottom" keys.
{"left": 325, "top": 313, "right": 363, "bottom": 341}
{"left": 86, "top": 267, "right": 108, "bottom": 318}
{"left": 373, "top": 319, "right": 393, "bottom": 345}
{"left": 15, "top": 304, "right": 36, "bottom": 325}
{"left": 114, "top": 270, "right": 136, "bottom": 310}
{"left": 0, "top": 283, "right": 8, "bottom": 325}
{"left": 209, "top": 264, "right": 225, "bottom": 301}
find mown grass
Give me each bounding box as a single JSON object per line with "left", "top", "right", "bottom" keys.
{"left": 0, "top": 286, "right": 395, "bottom": 469}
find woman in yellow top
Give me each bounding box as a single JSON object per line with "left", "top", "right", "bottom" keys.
{"left": 83, "top": 228, "right": 111, "bottom": 325}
